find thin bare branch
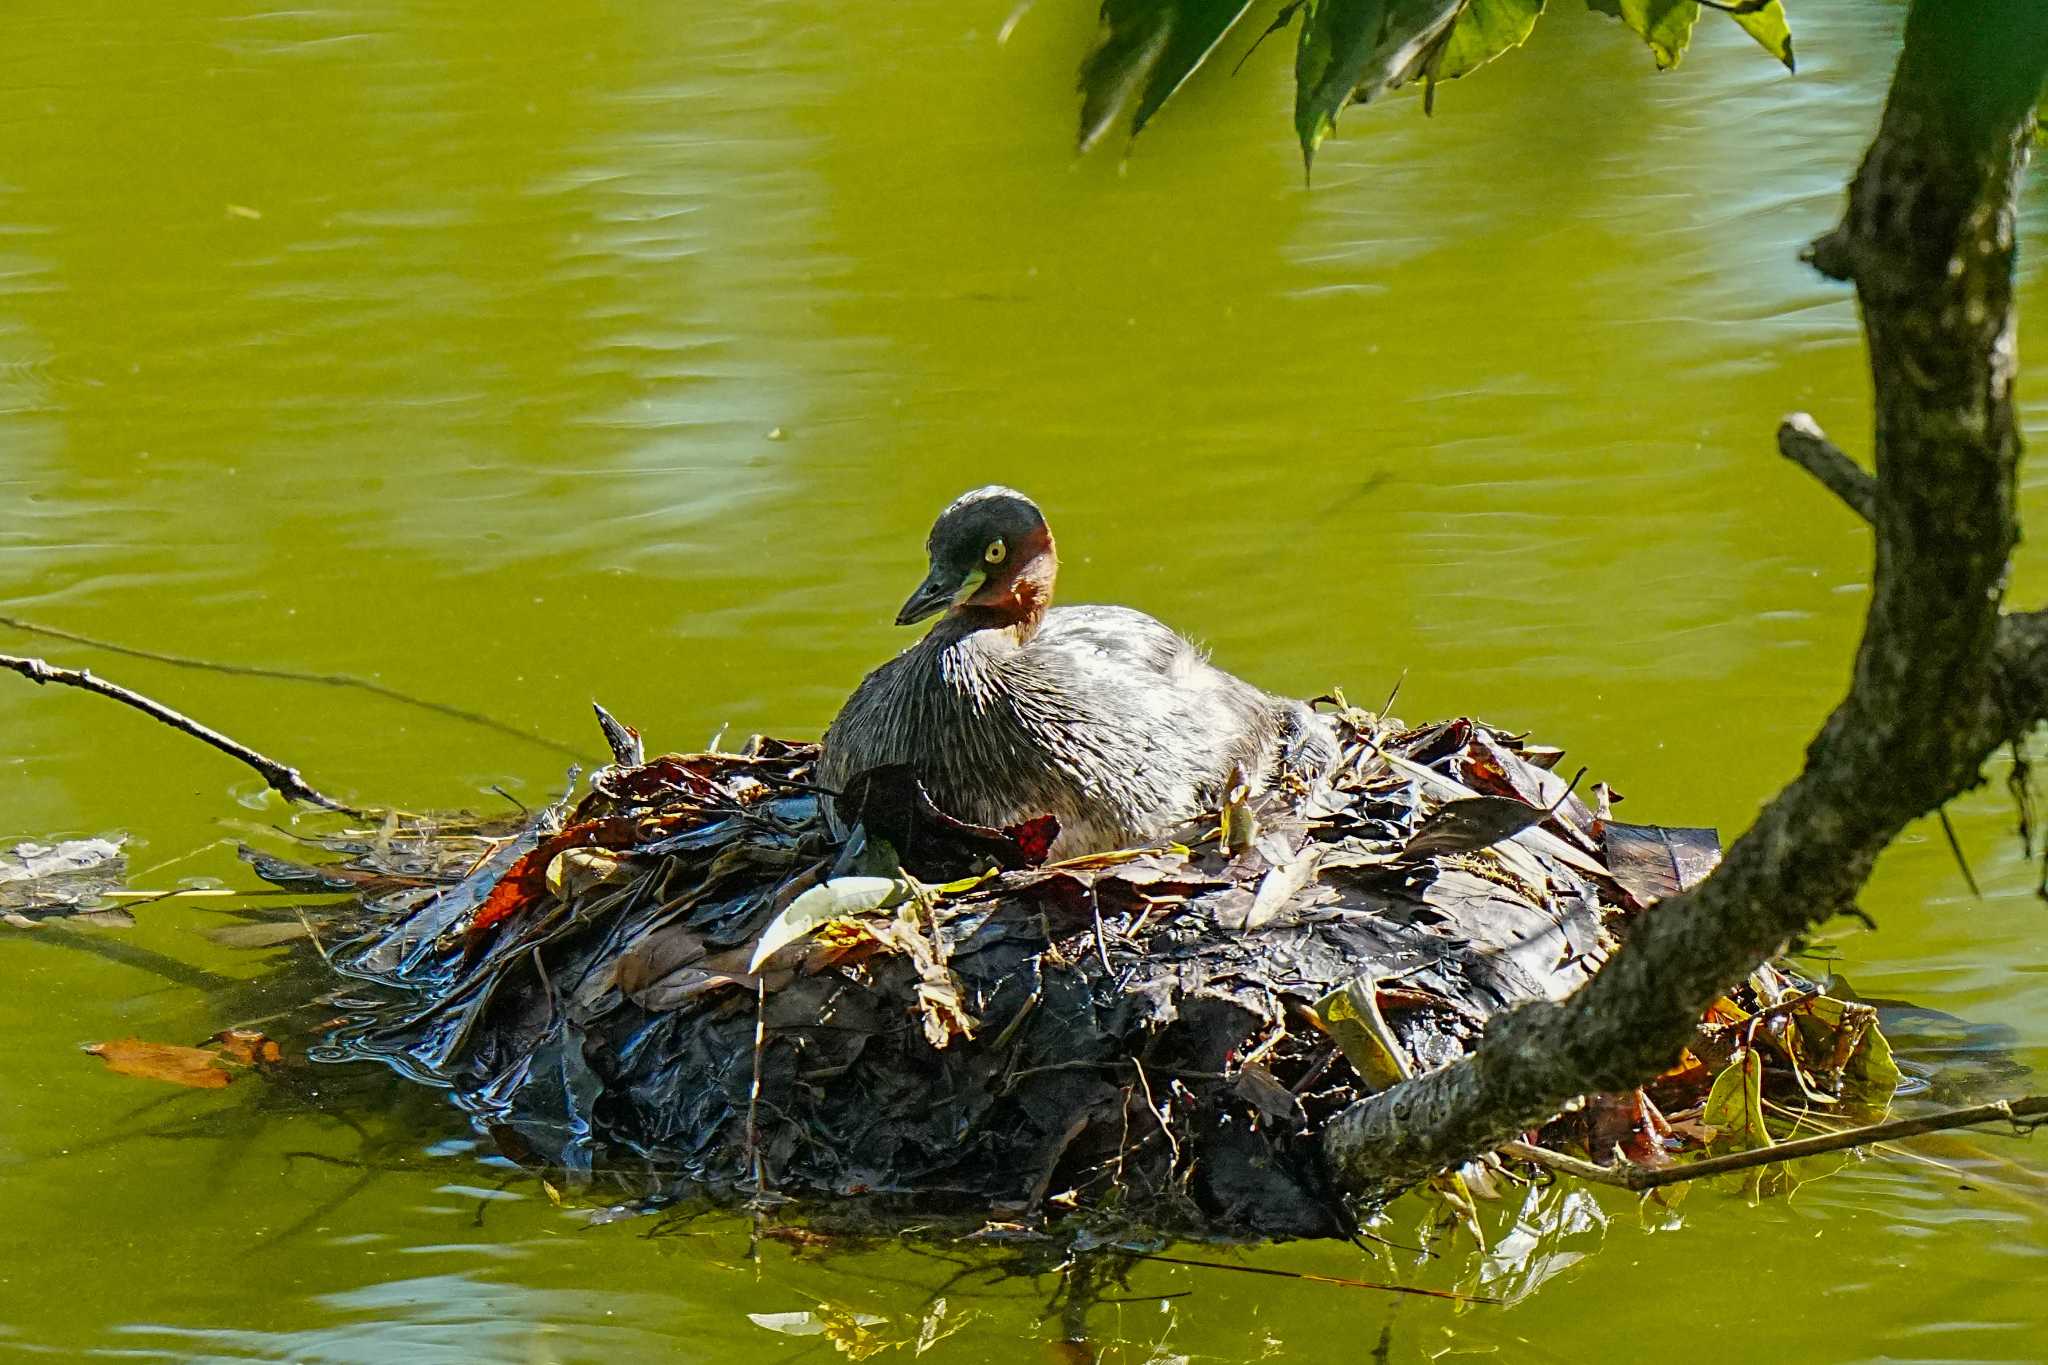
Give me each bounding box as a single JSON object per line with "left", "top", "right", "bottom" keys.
{"left": 1502, "top": 1093, "right": 2048, "bottom": 1191}
{"left": 1777, "top": 413, "right": 1877, "bottom": 523}
{"left": 0, "top": 614, "right": 586, "bottom": 761}
{"left": 2, "top": 652, "right": 362, "bottom": 817}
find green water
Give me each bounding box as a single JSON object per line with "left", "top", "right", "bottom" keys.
{"left": 4, "top": 1, "right": 2046, "bottom": 1359}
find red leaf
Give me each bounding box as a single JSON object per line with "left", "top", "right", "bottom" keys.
{"left": 469, "top": 817, "right": 643, "bottom": 937}
{"left": 1004, "top": 815, "right": 1061, "bottom": 865}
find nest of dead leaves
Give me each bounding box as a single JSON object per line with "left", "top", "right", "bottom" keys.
{"left": 280, "top": 702, "right": 1900, "bottom": 1244}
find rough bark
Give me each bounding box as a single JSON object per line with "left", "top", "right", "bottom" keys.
{"left": 1324, "top": 0, "right": 2048, "bottom": 1189}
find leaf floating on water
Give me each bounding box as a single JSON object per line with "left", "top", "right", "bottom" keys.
{"left": 0, "top": 836, "right": 129, "bottom": 918}
{"left": 749, "top": 1311, "right": 830, "bottom": 1338}
{"left": 749, "top": 876, "right": 910, "bottom": 972}
{"left": 1702, "top": 1047, "right": 1773, "bottom": 1153}
{"left": 83, "top": 1038, "right": 232, "bottom": 1089}
{"left": 211, "top": 1028, "right": 282, "bottom": 1066}
{"left": 237, "top": 843, "right": 391, "bottom": 893}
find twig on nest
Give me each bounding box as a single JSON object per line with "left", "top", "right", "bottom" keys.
{"left": 1502, "top": 1093, "right": 2048, "bottom": 1192}
{"left": 1, "top": 651, "right": 362, "bottom": 816}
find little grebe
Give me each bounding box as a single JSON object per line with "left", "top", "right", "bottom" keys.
{"left": 819, "top": 487, "right": 1335, "bottom": 858}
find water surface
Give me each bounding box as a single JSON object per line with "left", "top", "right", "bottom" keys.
{"left": 5, "top": 2, "right": 2047, "bottom": 1360}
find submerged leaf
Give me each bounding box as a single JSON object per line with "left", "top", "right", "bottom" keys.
{"left": 205, "top": 918, "right": 317, "bottom": 949}
{"left": 84, "top": 1038, "right": 233, "bottom": 1089}
{"left": 1079, "top": 0, "right": 1262, "bottom": 150}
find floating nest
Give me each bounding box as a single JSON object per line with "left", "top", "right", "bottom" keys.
{"left": 289, "top": 704, "right": 1899, "bottom": 1243}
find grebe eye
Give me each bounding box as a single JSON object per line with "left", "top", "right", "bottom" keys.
{"left": 984, "top": 540, "right": 1006, "bottom": 565}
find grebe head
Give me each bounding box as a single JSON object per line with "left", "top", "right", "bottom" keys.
{"left": 895, "top": 486, "right": 1058, "bottom": 631}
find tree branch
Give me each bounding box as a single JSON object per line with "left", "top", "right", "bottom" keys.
{"left": 1322, "top": 0, "right": 2048, "bottom": 1191}
{"left": 2, "top": 652, "right": 363, "bottom": 817}
{"left": 1777, "top": 413, "right": 1876, "bottom": 523}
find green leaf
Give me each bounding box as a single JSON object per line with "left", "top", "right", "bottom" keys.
{"left": 1588, "top": 0, "right": 1699, "bottom": 70}
{"left": 1433, "top": 0, "right": 1546, "bottom": 83}
{"left": 1727, "top": 0, "right": 1794, "bottom": 72}
{"left": 1701, "top": 1047, "right": 1773, "bottom": 1152}
{"left": 1294, "top": 0, "right": 1465, "bottom": 165}
{"left": 1313, "top": 978, "right": 1413, "bottom": 1090}
{"left": 1846, "top": 1013, "right": 1901, "bottom": 1103}
{"left": 1078, "top": 0, "right": 1263, "bottom": 151}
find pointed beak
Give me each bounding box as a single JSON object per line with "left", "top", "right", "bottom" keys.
{"left": 895, "top": 565, "right": 983, "bottom": 626}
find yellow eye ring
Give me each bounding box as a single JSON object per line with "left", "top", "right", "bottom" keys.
{"left": 984, "top": 540, "right": 1006, "bottom": 565}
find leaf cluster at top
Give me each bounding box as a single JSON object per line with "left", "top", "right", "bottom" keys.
{"left": 1077, "top": 0, "right": 1796, "bottom": 167}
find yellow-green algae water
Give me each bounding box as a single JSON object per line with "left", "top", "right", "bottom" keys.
{"left": 4, "top": 2, "right": 2047, "bottom": 1360}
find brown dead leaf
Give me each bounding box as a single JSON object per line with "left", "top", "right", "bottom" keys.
{"left": 1234, "top": 1061, "right": 1308, "bottom": 1127}
{"left": 611, "top": 923, "right": 707, "bottom": 999}
{"left": 212, "top": 1028, "right": 282, "bottom": 1066}
{"left": 1603, "top": 822, "right": 1722, "bottom": 906}
{"left": 84, "top": 1038, "right": 232, "bottom": 1089}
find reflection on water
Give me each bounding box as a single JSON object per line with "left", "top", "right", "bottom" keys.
{"left": 3, "top": 0, "right": 2046, "bottom": 1361}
